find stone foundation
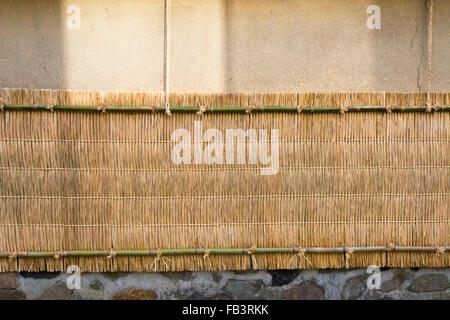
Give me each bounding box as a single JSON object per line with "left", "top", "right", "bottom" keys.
{"left": 0, "top": 268, "right": 448, "bottom": 300}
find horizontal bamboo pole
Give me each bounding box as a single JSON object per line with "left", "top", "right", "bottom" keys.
{"left": 0, "top": 246, "right": 447, "bottom": 259}
{"left": 2, "top": 105, "right": 450, "bottom": 114}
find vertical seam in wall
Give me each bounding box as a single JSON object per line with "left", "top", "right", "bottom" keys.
{"left": 426, "top": 0, "right": 434, "bottom": 102}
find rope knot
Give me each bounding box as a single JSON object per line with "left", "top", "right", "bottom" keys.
{"left": 165, "top": 103, "right": 172, "bottom": 116}
{"left": 247, "top": 245, "right": 258, "bottom": 270}
{"left": 197, "top": 105, "right": 207, "bottom": 116}
{"left": 106, "top": 248, "right": 116, "bottom": 259}
{"left": 8, "top": 251, "right": 17, "bottom": 262}
{"left": 46, "top": 103, "right": 55, "bottom": 112}
{"left": 203, "top": 248, "right": 213, "bottom": 269}
{"left": 386, "top": 105, "right": 393, "bottom": 113}
{"left": 344, "top": 247, "right": 353, "bottom": 268}
{"left": 345, "top": 248, "right": 353, "bottom": 260}
{"left": 297, "top": 105, "right": 304, "bottom": 114}
{"left": 0, "top": 98, "right": 5, "bottom": 112}
{"left": 426, "top": 103, "right": 441, "bottom": 113}
{"left": 97, "top": 102, "right": 107, "bottom": 114}
{"left": 436, "top": 246, "right": 445, "bottom": 256}
{"left": 339, "top": 105, "right": 348, "bottom": 114}
{"left": 54, "top": 250, "right": 65, "bottom": 259}
{"left": 289, "top": 247, "right": 312, "bottom": 267}
{"left": 151, "top": 249, "right": 174, "bottom": 271}
{"left": 246, "top": 104, "right": 255, "bottom": 114}
{"left": 387, "top": 242, "right": 395, "bottom": 251}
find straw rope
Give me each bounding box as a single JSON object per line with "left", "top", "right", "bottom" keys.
{"left": 0, "top": 193, "right": 448, "bottom": 200}
{"left": 0, "top": 220, "right": 448, "bottom": 228}
{"left": 1, "top": 165, "right": 450, "bottom": 172}
{"left": 289, "top": 247, "right": 312, "bottom": 267}
{"left": 248, "top": 245, "right": 258, "bottom": 270}
{"left": 0, "top": 97, "right": 5, "bottom": 112}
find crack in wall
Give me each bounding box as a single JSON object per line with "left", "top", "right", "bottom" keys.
{"left": 414, "top": 0, "right": 430, "bottom": 92}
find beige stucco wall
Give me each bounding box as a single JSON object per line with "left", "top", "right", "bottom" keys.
{"left": 0, "top": 0, "right": 449, "bottom": 92}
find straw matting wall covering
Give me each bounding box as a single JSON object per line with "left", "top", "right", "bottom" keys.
{"left": 0, "top": 89, "right": 449, "bottom": 272}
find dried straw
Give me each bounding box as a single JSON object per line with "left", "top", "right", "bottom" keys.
{"left": 0, "top": 88, "right": 448, "bottom": 271}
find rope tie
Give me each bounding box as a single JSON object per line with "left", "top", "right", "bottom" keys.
{"left": 246, "top": 104, "right": 255, "bottom": 114}
{"left": 54, "top": 250, "right": 65, "bottom": 259}
{"left": 344, "top": 248, "right": 353, "bottom": 268}
{"left": 247, "top": 245, "right": 258, "bottom": 270}
{"left": 386, "top": 242, "right": 395, "bottom": 251}
{"left": 197, "top": 105, "right": 207, "bottom": 116}
{"left": 0, "top": 97, "right": 5, "bottom": 112}
{"left": 151, "top": 249, "right": 174, "bottom": 271}
{"left": 97, "top": 102, "right": 107, "bottom": 114}
{"left": 203, "top": 248, "right": 213, "bottom": 269}
{"left": 106, "top": 248, "right": 116, "bottom": 259}
{"left": 8, "top": 251, "right": 18, "bottom": 262}
{"left": 339, "top": 105, "right": 348, "bottom": 115}
{"left": 46, "top": 90, "right": 56, "bottom": 112}
{"left": 151, "top": 249, "right": 162, "bottom": 271}
{"left": 289, "top": 247, "right": 312, "bottom": 267}
{"left": 385, "top": 105, "right": 392, "bottom": 113}
{"left": 97, "top": 91, "right": 107, "bottom": 114}
{"left": 165, "top": 103, "right": 171, "bottom": 116}
{"left": 426, "top": 102, "right": 440, "bottom": 113}
{"left": 297, "top": 105, "right": 304, "bottom": 114}
{"left": 436, "top": 246, "right": 445, "bottom": 256}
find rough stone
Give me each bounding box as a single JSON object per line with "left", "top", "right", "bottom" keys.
{"left": 212, "top": 273, "right": 223, "bottom": 283}
{"left": 102, "top": 272, "right": 128, "bottom": 280}
{"left": 269, "top": 270, "right": 299, "bottom": 287}
{"left": 113, "top": 288, "right": 157, "bottom": 300}
{"left": 164, "top": 272, "right": 195, "bottom": 281}
{"left": 4, "top": 268, "right": 450, "bottom": 300}
{"left": 89, "top": 280, "right": 104, "bottom": 291}
{"left": 224, "top": 279, "right": 263, "bottom": 300}
{"left": 408, "top": 274, "right": 449, "bottom": 293}
{"left": 39, "top": 282, "right": 74, "bottom": 300}
{"left": 341, "top": 274, "right": 367, "bottom": 300}
{"left": 187, "top": 292, "right": 233, "bottom": 300}
{"left": 0, "top": 273, "right": 18, "bottom": 289}
{"left": 281, "top": 281, "right": 325, "bottom": 300}
{"left": 381, "top": 270, "right": 406, "bottom": 292}
{"left": 19, "top": 272, "right": 61, "bottom": 280}
{"left": 72, "top": 288, "right": 105, "bottom": 300}
{"left": 0, "top": 289, "right": 26, "bottom": 300}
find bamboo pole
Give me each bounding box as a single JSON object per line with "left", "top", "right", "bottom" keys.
{"left": 2, "top": 105, "right": 450, "bottom": 113}
{"left": 0, "top": 246, "right": 447, "bottom": 259}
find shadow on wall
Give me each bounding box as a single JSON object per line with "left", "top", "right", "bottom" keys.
{"left": 0, "top": 0, "right": 65, "bottom": 89}
{"left": 0, "top": 0, "right": 164, "bottom": 91}
{"left": 0, "top": 0, "right": 446, "bottom": 92}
